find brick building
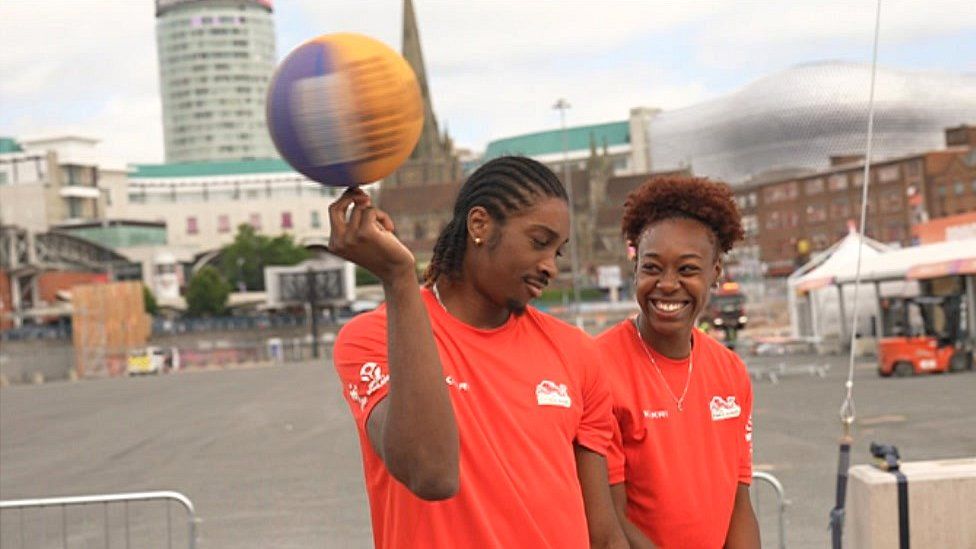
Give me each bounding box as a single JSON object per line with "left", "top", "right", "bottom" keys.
{"left": 739, "top": 125, "right": 976, "bottom": 276}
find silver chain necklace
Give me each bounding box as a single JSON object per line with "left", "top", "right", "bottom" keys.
{"left": 632, "top": 316, "right": 694, "bottom": 412}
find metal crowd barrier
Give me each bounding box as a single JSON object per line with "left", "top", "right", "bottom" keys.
{"left": 752, "top": 471, "right": 788, "bottom": 549}
{"left": 0, "top": 491, "right": 197, "bottom": 549}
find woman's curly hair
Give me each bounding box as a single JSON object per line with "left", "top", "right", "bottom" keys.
{"left": 621, "top": 175, "right": 744, "bottom": 256}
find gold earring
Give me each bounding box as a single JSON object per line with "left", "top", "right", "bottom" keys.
{"left": 474, "top": 237, "right": 483, "bottom": 246}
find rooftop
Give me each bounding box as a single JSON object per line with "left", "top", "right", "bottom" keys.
{"left": 130, "top": 158, "right": 293, "bottom": 179}
{"left": 0, "top": 137, "right": 23, "bottom": 154}
{"left": 484, "top": 121, "right": 630, "bottom": 160}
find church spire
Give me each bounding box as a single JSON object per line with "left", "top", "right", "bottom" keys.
{"left": 402, "top": 0, "right": 441, "bottom": 160}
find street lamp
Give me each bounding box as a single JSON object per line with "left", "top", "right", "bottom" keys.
{"left": 553, "top": 98, "right": 582, "bottom": 327}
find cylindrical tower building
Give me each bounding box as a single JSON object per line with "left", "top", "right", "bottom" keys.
{"left": 155, "top": 0, "right": 277, "bottom": 163}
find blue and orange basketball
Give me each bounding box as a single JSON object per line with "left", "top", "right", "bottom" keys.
{"left": 267, "top": 33, "right": 424, "bottom": 187}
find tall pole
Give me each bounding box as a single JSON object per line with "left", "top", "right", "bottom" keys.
{"left": 307, "top": 267, "right": 320, "bottom": 359}
{"left": 553, "top": 98, "right": 582, "bottom": 327}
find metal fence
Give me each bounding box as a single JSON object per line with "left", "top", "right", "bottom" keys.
{"left": 752, "top": 471, "right": 789, "bottom": 549}
{"left": 0, "top": 491, "right": 197, "bottom": 549}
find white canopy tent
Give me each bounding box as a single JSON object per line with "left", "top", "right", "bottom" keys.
{"left": 788, "top": 231, "right": 890, "bottom": 341}
{"left": 789, "top": 236, "right": 976, "bottom": 348}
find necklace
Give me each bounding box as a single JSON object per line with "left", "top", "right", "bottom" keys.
{"left": 632, "top": 316, "right": 694, "bottom": 412}
{"left": 431, "top": 282, "right": 448, "bottom": 312}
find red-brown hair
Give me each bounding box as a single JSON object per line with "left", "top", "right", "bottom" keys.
{"left": 621, "top": 175, "right": 744, "bottom": 256}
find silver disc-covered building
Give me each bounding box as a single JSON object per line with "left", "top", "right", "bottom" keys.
{"left": 644, "top": 61, "right": 976, "bottom": 185}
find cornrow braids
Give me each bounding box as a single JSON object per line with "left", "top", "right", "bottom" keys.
{"left": 423, "top": 156, "right": 567, "bottom": 285}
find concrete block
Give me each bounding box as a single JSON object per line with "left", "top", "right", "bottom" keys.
{"left": 847, "top": 458, "right": 976, "bottom": 548}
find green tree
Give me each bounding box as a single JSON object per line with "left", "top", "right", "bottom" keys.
{"left": 185, "top": 266, "right": 231, "bottom": 317}
{"left": 218, "top": 224, "right": 310, "bottom": 291}
{"left": 142, "top": 285, "right": 159, "bottom": 316}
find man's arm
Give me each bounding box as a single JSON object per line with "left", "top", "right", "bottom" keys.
{"left": 329, "top": 189, "right": 459, "bottom": 501}
{"left": 724, "top": 484, "right": 760, "bottom": 549}
{"left": 575, "top": 446, "right": 628, "bottom": 549}
{"left": 609, "top": 483, "right": 656, "bottom": 549}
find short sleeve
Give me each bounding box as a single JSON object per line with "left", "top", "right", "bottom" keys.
{"left": 607, "top": 410, "right": 626, "bottom": 485}
{"left": 333, "top": 309, "right": 390, "bottom": 432}
{"left": 574, "top": 337, "right": 614, "bottom": 457}
{"left": 736, "top": 358, "right": 754, "bottom": 485}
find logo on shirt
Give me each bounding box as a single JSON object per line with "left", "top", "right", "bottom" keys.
{"left": 536, "top": 380, "right": 571, "bottom": 408}
{"left": 643, "top": 409, "right": 669, "bottom": 420}
{"left": 347, "top": 383, "right": 368, "bottom": 410}
{"left": 445, "top": 375, "right": 470, "bottom": 392}
{"left": 359, "top": 362, "right": 389, "bottom": 396}
{"left": 709, "top": 396, "right": 741, "bottom": 421}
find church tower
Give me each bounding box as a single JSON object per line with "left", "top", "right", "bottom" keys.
{"left": 378, "top": 0, "right": 463, "bottom": 262}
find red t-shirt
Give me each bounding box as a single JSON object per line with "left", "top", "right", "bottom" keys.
{"left": 597, "top": 320, "right": 753, "bottom": 549}
{"left": 334, "top": 287, "right": 613, "bottom": 549}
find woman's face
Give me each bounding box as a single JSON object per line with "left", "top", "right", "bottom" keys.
{"left": 634, "top": 217, "right": 722, "bottom": 343}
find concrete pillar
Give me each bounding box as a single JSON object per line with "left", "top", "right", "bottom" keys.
{"left": 847, "top": 458, "right": 976, "bottom": 548}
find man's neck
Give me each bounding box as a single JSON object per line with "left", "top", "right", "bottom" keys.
{"left": 435, "top": 278, "right": 511, "bottom": 330}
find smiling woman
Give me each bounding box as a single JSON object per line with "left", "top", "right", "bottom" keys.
{"left": 597, "top": 175, "right": 761, "bottom": 549}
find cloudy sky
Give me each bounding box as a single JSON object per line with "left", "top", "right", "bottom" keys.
{"left": 1, "top": 0, "right": 974, "bottom": 164}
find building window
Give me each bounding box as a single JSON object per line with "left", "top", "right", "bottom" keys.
{"left": 68, "top": 198, "right": 84, "bottom": 218}
{"left": 906, "top": 160, "right": 922, "bottom": 177}
{"left": 878, "top": 166, "right": 900, "bottom": 183}
{"left": 852, "top": 172, "right": 864, "bottom": 188}
{"left": 828, "top": 174, "right": 847, "bottom": 192}
{"left": 811, "top": 232, "right": 830, "bottom": 250}
{"left": 880, "top": 190, "right": 902, "bottom": 213}
{"left": 310, "top": 210, "right": 321, "bottom": 229}
{"left": 218, "top": 215, "right": 230, "bottom": 233}
{"left": 741, "top": 215, "right": 758, "bottom": 237}
{"left": 414, "top": 221, "right": 426, "bottom": 241}
{"left": 281, "top": 212, "right": 293, "bottom": 229}
{"left": 830, "top": 197, "right": 851, "bottom": 219}
{"left": 249, "top": 213, "right": 261, "bottom": 230}
{"left": 954, "top": 181, "right": 965, "bottom": 196}
{"left": 765, "top": 211, "right": 782, "bottom": 230}
{"left": 804, "top": 178, "right": 825, "bottom": 195}
{"left": 805, "top": 204, "right": 827, "bottom": 223}
{"left": 764, "top": 182, "right": 798, "bottom": 204}
{"left": 187, "top": 216, "right": 199, "bottom": 235}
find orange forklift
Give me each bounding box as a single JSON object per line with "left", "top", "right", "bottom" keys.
{"left": 877, "top": 276, "right": 973, "bottom": 377}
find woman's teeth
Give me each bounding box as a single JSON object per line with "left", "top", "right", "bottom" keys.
{"left": 654, "top": 300, "right": 685, "bottom": 312}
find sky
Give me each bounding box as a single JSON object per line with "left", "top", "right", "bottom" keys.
{"left": 1, "top": 0, "right": 974, "bottom": 164}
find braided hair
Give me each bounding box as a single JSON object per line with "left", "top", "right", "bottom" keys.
{"left": 423, "top": 156, "right": 567, "bottom": 285}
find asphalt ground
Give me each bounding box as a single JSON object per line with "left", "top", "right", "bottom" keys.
{"left": 1, "top": 354, "right": 974, "bottom": 548}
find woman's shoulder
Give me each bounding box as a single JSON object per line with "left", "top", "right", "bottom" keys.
{"left": 594, "top": 318, "right": 635, "bottom": 346}
{"left": 695, "top": 329, "right": 749, "bottom": 377}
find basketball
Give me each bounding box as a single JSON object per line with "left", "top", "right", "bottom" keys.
{"left": 266, "top": 33, "right": 424, "bottom": 187}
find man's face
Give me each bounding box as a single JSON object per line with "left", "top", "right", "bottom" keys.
{"left": 634, "top": 217, "right": 721, "bottom": 340}
{"left": 474, "top": 197, "right": 569, "bottom": 314}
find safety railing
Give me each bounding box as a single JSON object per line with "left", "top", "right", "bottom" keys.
{"left": 0, "top": 491, "right": 197, "bottom": 549}
{"left": 752, "top": 471, "right": 788, "bottom": 549}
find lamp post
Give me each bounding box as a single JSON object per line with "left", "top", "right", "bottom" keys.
{"left": 553, "top": 98, "right": 582, "bottom": 327}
